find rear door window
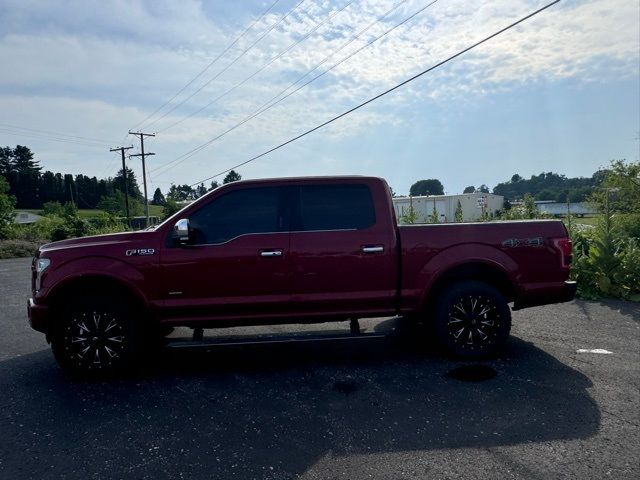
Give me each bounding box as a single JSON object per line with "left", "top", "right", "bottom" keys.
{"left": 297, "top": 184, "right": 375, "bottom": 231}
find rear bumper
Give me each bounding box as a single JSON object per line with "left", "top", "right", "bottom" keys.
{"left": 513, "top": 280, "right": 577, "bottom": 310}
{"left": 27, "top": 298, "right": 49, "bottom": 334}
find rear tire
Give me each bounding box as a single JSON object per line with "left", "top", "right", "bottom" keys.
{"left": 51, "top": 294, "right": 140, "bottom": 376}
{"left": 433, "top": 280, "right": 511, "bottom": 359}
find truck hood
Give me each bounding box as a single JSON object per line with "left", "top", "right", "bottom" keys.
{"left": 39, "top": 230, "right": 156, "bottom": 253}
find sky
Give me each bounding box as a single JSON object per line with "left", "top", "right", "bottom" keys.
{"left": 0, "top": 0, "right": 638, "bottom": 197}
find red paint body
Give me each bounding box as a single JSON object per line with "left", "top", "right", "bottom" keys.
{"left": 27, "top": 176, "right": 575, "bottom": 334}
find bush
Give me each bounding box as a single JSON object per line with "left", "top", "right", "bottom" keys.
{"left": 567, "top": 213, "right": 640, "bottom": 301}
{"left": 162, "top": 199, "right": 181, "bottom": 220}
{"left": 0, "top": 176, "right": 16, "bottom": 239}
{"left": 0, "top": 239, "right": 41, "bottom": 259}
{"left": 87, "top": 212, "right": 127, "bottom": 234}
{"left": 14, "top": 215, "right": 65, "bottom": 242}
{"left": 50, "top": 216, "right": 94, "bottom": 241}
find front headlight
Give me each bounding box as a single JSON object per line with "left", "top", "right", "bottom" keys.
{"left": 36, "top": 258, "right": 50, "bottom": 274}
{"left": 35, "top": 258, "right": 50, "bottom": 291}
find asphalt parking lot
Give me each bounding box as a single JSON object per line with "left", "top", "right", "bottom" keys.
{"left": 0, "top": 257, "right": 638, "bottom": 479}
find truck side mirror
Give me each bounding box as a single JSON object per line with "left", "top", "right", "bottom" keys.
{"left": 173, "top": 218, "right": 191, "bottom": 245}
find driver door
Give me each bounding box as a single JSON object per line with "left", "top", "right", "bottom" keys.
{"left": 159, "top": 185, "right": 291, "bottom": 321}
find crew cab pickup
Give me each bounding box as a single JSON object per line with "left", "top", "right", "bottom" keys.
{"left": 28, "top": 176, "right": 576, "bottom": 374}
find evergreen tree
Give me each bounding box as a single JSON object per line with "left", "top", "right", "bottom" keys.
{"left": 12, "top": 145, "right": 41, "bottom": 174}
{"left": 398, "top": 197, "right": 419, "bottom": 224}
{"left": 113, "top": 167, "right": 142, "bottom": 200}
{"left": 0, "top": 147, "right": 14, "bottom": 177}
{"left": 9, "top": 145, "right": 41, "bottom": 208}
{"left": 223, "top": 170, "right": 242, "bottom": 184}
{"left": 427, "top": 203, "right": 440, "bottom": 223}
{"left": 152, "top": 187, "right": 166, "bottom": 206}
{"left": 196, "top": 183, "right": 207, "bottom": 198}
{"left": 454, "top": 200, "right": 463, "bottom": 222}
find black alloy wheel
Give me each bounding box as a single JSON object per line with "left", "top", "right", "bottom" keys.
{"left": 52, "top": 297, "right": 139, "bottom": 375}
{"left": 434, "top": 280, "right": 511, "bottom": 359}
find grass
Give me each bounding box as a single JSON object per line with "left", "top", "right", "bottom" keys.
{"left": 572, "top": 216, "right": 600, "bottom": 227}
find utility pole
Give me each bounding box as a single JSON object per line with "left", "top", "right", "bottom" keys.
{"left": 109, "top": 146, "right": 133, "bottom": 223}
{"left": 128, "top": 131, "right": 155, "bottom": 228}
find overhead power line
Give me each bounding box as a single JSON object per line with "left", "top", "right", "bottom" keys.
{"left": 141, "top": 0, "right": 309, "bottom": 132}
{"left": 151, "top": 0, "right": 419, "bottom": 176}
{"left": 0, "top": 123, "right": 115, "bottom": 147}
{"left": 155, "top": 0, "right": 357, "bottom": 134}
{"left": 188, "top": 0, "right": 561, "bottom": 188}
{"left": 128, "top": 0, "right": 282, "bottom": 133}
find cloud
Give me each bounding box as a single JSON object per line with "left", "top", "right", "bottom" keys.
{"left": 0, "top": 0, "right": 637, "bottom": 188}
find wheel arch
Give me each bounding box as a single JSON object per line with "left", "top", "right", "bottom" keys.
{"left": 46, "top": 275, "right": 148, "bottom": 336}
{"left": 421, "top": 262, "right": 516, "bottom": 313}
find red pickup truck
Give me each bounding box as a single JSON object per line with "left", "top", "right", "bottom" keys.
{"left": 28, "top": 176, "right": 575, "bottom": 374}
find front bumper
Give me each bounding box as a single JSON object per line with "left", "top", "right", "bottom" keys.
{"left": 27, "top": 298, "right": 49, "bottom": 334}
{"left": 513, "top": 280, "right": 577, "bottom": 310}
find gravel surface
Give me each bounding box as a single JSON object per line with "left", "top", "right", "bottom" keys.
{"left": 0, "top": 257, "right": 638, "bottom": 479}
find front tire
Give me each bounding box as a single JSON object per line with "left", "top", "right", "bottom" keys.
{"left": 51, "top": 295, "right": 140, "bottom": 375}
{"left": 434, "top": 280, "right": 511, "bottom": 359}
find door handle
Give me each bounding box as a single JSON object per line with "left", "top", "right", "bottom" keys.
{"left": 361, "top": 245, "right": 384, "bottom": 253}
{"left": 260, "top": 249, "right": 283, "bottom": 257}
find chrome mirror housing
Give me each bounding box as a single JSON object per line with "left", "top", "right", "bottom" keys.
{"left": 173, "top": 218, "right": 190, "bottom": 244}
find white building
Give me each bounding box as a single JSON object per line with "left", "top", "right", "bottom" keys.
{"left": 393, "top": 193, "right": 504, "bottom": 224}
{"left": 13, "top": 211, "right": 42, "bottom": 225}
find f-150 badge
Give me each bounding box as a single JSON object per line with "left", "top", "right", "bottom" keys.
{"left": 126, "top": 248, "right": 156, "bottom": 256}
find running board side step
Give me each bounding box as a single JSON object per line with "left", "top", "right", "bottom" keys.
{"left": 165, "top": 332, "right": 387, "bottom": 350}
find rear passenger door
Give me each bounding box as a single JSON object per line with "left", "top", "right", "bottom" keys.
{"left": 289, "top": 182, "right": 397, "bottom": 316}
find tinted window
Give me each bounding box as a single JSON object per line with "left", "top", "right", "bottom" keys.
{"left": 190, "top": 187, "right": 281, "bottom": 244}
{"left": 298, "top": 184, "right": 375, "bottom": 231}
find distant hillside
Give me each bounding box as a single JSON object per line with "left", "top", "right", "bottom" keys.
{"left": 492, "top": 171, "right": 604, "bottom": 202}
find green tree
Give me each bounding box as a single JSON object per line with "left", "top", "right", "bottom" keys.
{"left": 223, "top": 170, "right": 242, "bottom": 184}
{"left": 0, "top": 147, "right": 15, "bottom": 177}
{"left": 196, "top": 183, "right": 207, "bottom": 198}
{"left": 113, "top": 167, "right": 142, "bottom": 200}
{"left": 4, "top": 145, "right": 42, "bottom": 208}
{"left": 523, "top": 193, "right": 538, "bottom": 219}
{"left": 463, "top": 186, "right": 475, "bottom": 194}
{"left": 409, "top": 179, "right": 444, "bottom": 196}
{"left": 98, "top": 191, "right": 142, "bottom": 216}
{"left": 0, "top": 176, "right": 16, "bottom": 238}
{"left": 151, "top": 187, "right": 165, "bottom": 206}
{"left": 42, "top": 201, "right": 64, "bottom": 216}
{"left": 478, "top": 184, "right": 490, "bottom": 193}
{"left": 162, "top": 199, "right": 181, "bottom": 220}
{"left": 209, "top": 180, "right": 220, "bottom": 191}
{"left": 454, "top": 200, "right": 463, "bottom": 222}
{"left": 427, "top": 204, "right": 439, "bottom": 223}
{"left": 167, "top": 184, "right": 196, "bottom": 201}
{"left": 398, "top": 197, "right": 419, "bottom": 224}
{"left": 599, "top": 160, "right": 639, "bottom": 214}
